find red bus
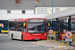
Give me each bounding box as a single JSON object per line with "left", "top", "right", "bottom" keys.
{"left": 59, "top": 18, "right": 75, "bottom": 40}
{"left": 8, "top": 18, "right": 47, "bottom": 40}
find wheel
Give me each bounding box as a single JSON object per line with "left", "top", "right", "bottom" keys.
{"left": 21, "top": 35, "right": 23, "bottom": 41}
{"left": 11, "top": 34, "right": 13, "bottom": 40}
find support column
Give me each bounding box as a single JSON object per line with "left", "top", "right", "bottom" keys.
{"left": 56, "top": 18, "right": 59, "bottom": 21}
{"left": 68, "top": 16, "right": 72, "bottom": 46}
{"left": 68, "top": 16, "right": 71, "bottom": 31}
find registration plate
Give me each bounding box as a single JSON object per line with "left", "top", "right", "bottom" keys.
{"left": 35, "top": 38, "right": 39, "bottom": 40}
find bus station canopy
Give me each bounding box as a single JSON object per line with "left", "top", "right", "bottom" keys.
{"left": 45, "top": 7, "right": 75, "bottom": 19}
{"left": 0, "top": 14, "right": 49, "bottom": 20}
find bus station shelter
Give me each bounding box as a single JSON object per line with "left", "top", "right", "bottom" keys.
{"left": 45, "top": 7, "right": 75, "bottom": 19}
{"left": 45, "top": 7, "right": 75, "bottom": 31}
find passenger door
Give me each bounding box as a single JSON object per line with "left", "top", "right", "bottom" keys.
{"left": 9, "top": 22, "right": 17, "bottom": 39}
{"left": 16, "top": 22, "right": 25, "bottom": 40}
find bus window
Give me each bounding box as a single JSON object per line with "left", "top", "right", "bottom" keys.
{"left": 16, "top": 22, "right": 23, "bottom": 31}
{"left": 4, "top": 22, "right": 8, "bottom": 30}
{"left": 28, "top": 22, "right": 46, "bottom": 33}
{"left": 60, "top": 22, "right": 68, "bottom": 32}
{"left": 9, "top": 22, "right": 16, "bottom": 30}
{"left": 16, "top": 22, "right": 26, "bottom": 32}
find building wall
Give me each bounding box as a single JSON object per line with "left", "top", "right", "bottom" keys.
{"left": 0, "top": 0, "right": 35, "bottom": 14}
{"left": 0, "top": 0, "right": 75, "bottom": 14}
{"left": 35, "top": 7, "right": 72, "bottom": 14}
{"left": 0, "top": 10, "right": 34, "bottom": 14}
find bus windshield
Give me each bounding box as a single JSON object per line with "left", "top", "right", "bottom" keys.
{"left": 28, "top": 19, "right": 46, "bottom": 33}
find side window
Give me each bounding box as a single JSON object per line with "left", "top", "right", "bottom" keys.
{"left": 16, "top": 22, "right": 26, "bottom": 32}
{"left": 16, "top": 22, "right": 23, "bottom": 31}
{"left": 9, "top": 22, "right": 16, "bottom": 30}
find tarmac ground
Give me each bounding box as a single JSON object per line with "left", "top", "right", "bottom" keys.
{"left": 0, "top": 33, "right": 75, "bottom": 50}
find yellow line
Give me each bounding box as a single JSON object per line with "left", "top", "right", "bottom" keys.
{"left": 10, "top": 44, "right": 13, "bottom": 46}
{"left": 8, "top": 44, "right": 10, "bottom": 45}
{"left": 32, "top": 42, "right": 54, "bottom": 47}
{"left": 17, "top": 46, "right": 19, "bottom": 48}
{"left": 58, "top": 45, "right": 63, "bottom": 48}
{"left": 20, "top": 47, "right": 22, "bottom": 48}
{"left": 14, "top": 45, "right": 16, "bottom": 47}
{"left": 6, "top": 43, "right": 8, "bottom": 44}
{"left": 36, "top": 45, "right": 40, "bottom": 47}
{"left": 24, "top": 48, "right": 26, "bottom": 50}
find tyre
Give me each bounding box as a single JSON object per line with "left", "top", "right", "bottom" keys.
{"left": 21, "top": 35, "right": 23, "bottom": 41}
{"left": 11, "top": 34, "right": 13, "bottom": 40}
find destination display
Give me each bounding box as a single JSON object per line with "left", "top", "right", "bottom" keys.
{"left": 28, "top": 19, "right": 45, "bottom": 22}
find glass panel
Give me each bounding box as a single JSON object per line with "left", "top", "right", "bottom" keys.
{"left": 28, "top": 19, "right": 46, "bottom": 33}
{"left": 52, "top": 21, "right": 60, "bottom": 31}
{"left": 9, "top": 22, "right": 16, "bottom": 30}
{"left": 0, "top": 21, "right": 8, "bottom": 30}
{"left": 60, "top": 22, "right": 68, "bottom": 32}
{"left": 38, "top": 8, "right": 47, "bottom": 14}
{"left": 16, "top": 22, "right": 24, "bottom": 31}
{"left": 71, "top": 22, "right": 75, "bottom": 33}
{"left": 28, "top": 22, "right": 46, "bottom": 33}
{"left": 55, "top": 8, "right": 60, "bottom": 13}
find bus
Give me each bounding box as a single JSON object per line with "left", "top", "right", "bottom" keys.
{"left": 59, "top": 18, "right": 75, "bottom": 40}
{"left": 0, "top": 20, "right": 8, "bottom": 33}
{"left": 8, "top": 18, "right": 47, "bottom": 40}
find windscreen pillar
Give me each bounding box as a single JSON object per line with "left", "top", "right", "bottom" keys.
{"left": 68, "top": 16, "right": 71, "bottom": 31}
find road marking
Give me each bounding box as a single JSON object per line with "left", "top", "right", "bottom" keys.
{"left": 5, "top": 43, "right": 27, "bottom": 49}
{"left": 6, "top": 43, "right": 7, "bottom": 44}
{"left": 48, "top": 48, "right": 52, "bottom": 50}
{"left": 0, "top": 34, "right": 8, "bottom": 36}
{"left": 5, "top": 43, "right": 40, "bottom": 50}
{"left": 24, "top": 48, "right": 26, "bottom": 50}
{"left": 11, "top": 45, "right": 13, "bottom": 46}
{"left": 32, "top": 42, "right": 53, "bottom": 47}
{"left": 14, "top": 45, "right": 16, "bottom": 47}
{"left": 17, "top": 44, "right": 40, "bottom": 47}
{"left": 17, "top": 46, "right": 19, "bottom": 48}
{"left": 20, "top": 47, "right": 22, "bottom": 48}
{"left": 58, "top": 45, "right": 63, "bottom": 48}
{"left": 8, "top": 44, "right": 10, "bottom": 45}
